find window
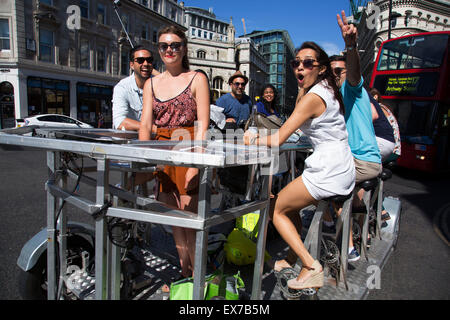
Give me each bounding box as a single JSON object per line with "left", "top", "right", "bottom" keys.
{"left": 121, "top": 14, "right": 129, "bottom": 32}
{"left": 197, "top": 30, "right": 201, "bottom": 37}
{"left": 80, "top": 39, "right": 90, "bottom": 69}
{"left": 191, "top": 28, "right": 195, "bottom": 36}
{"left": 39, "top": 29, "right": 54, "bottom": 62}
{"left": 40, "top": 0, "right": 52, "bottom": 5}
{"left": 97, "top": 3, "right": 106, "bottom": 25}
{"left": 153, "top": 0, "right": 160, "bottom": 13}
{"left": 152, "top": 29, "right": 157, "bottom": 43}
{"left": 141, "top": 0, "right": 148, "bottom": 7}
{"left": 97, "top": 46, "right": 106, "bottom": 72}
{"left": 197, "top": 50, "right": 206, "bottom": 59}
{"left": 121, "top": 49, "right": 129, "bottom": 76}
{"left": 213, "top": 77, "right": 223, "bottom": 90}
{"left": 80, "top": 0, "right": 89, "bottom": 19}
{"left": 0, "top": 19, "right": 10, "bottom": 50}
{"left": 141, "top": 24, "right": 148, "bottom": 40}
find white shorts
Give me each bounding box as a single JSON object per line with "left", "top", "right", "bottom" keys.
{"left": 376, "top": 137, "right": 395, "bottom": 163}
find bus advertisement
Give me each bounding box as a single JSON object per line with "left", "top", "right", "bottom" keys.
{"left": 370, "top": 31, "right": 450, "bottom": 172}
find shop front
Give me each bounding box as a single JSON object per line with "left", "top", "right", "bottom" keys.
{"left": 0, "top": 81, "right": 15, "bottom": 129}
{"left": 77, "top": 82, "right": 113, "bottom": 128}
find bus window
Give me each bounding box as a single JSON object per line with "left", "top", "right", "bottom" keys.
{"left": 377, "top": 34, "right": 448, "bottom": 71}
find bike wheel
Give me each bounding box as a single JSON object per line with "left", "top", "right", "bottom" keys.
{"left": 18, "top": 235, "right": 94, "bottom": 300}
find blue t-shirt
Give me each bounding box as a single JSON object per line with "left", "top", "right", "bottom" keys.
{"left": 256, "top": 101, "right": 281, "bottom": 118}
{"left": 341, "top": 78, "right": 381, "bottom": 164}
{"left": 215, "top": 93, "right": 252, "bottom": 126}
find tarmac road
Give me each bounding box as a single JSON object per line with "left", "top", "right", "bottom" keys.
{"left": 0, "top": 147, "right": 449, "bottom": 300}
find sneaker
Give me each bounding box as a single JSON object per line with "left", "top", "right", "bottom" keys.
{"left": 348, "top": 248, "right": 360, "bottom": 262}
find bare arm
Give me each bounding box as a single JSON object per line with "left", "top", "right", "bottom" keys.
{"left": 192, "top": 72, "right": 211, "bottom": 141}
{"left": 337, "top": 10, "right": 361, "bottom": 87}
{"left": 138, "top": 79, "right": 154, "bottom": 141}
{"left": 245, "top": 93, "right": 325, "bottom": 147}
{"left": 371, "top": 103, "right": 379, "bottom": 121}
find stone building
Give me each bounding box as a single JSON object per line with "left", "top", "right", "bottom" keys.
{"left": 0, "top": 0, "right": 184, "bottom": 128}
{"left": 183, "top": 6, "right": 268, "bottom": 103}
{"left": 351, "top": 0, "right": 450, "bottom": 85}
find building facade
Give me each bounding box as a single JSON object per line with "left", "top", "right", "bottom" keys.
{"left": 246, "top": 30, "right": 297, "bottom": 117}
{"left": 352, "top": 0, "right": 450, "bottom": 85}
{"left": 0, "top": 0, "right": 184, "bottom": 129}
{"left": 183, "top": 6, "right": 268, "bottom": 103}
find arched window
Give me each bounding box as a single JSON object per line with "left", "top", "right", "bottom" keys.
{"left": 213, "top": 77, "right": 223, "bottom": 90}
{"left": 197, "top": 50, "right": 206, "bottom": 59}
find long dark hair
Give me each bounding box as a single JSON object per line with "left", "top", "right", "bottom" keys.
{"left": 259, "top": 84, "right": 280, "bottom": 115}
{"left": 296, "top": 41, "right": 345, "bottom": 114}
{"left": 157, "top": 25, "right": 190, "bottom": 70}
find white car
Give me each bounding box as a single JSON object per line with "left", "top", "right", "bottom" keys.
{"left": 19, "top": 114, "right": 93, "bottom": 129}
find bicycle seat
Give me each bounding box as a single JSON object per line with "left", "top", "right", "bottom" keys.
{"left": 323, "top": 192, "right": 353, "bottom": 204}
{"left": 357, "top": 178, "right": 378, "bottom": 191}
{"left": 379, "top": 168, "right": 392, "bottom": 181}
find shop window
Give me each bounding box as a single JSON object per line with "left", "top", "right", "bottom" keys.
{"left": 77, "top": 83, "right": 113, "bottom": 128}
{"left": 0, "top": 81, "right": 15, "bottom": 129}
{"left": 27, "top": 77, "right": 69, "bottom": 116}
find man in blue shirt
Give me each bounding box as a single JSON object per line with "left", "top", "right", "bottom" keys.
{"left": 215, "top": 71, "right": 253, "bottom": 129}
{"left": 112, "top": 45, "right": 159, "bottom": 131}
{"left": 327, "top": 11, "right": 382, "bottom": 262}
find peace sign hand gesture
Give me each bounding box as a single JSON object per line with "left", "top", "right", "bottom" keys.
{"left": 337, "top": 10, "right": 357, "bottom": 47}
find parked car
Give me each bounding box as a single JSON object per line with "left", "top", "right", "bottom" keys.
{"left": 19, "top": 114, "right": 93, "bottom": 129}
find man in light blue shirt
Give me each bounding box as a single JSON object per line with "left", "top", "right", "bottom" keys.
{"left": 326, "top": 11, "right": 382, "bottom": 262}
{"left": 112, "top": 46, "right": 159, "bottom": 130}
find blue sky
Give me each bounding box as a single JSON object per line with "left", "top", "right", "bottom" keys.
{"left": 183, "top": 0, "right": 354, "bottom": 56}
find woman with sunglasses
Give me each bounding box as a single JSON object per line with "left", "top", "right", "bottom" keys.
{"left": 244, "top": 41, "right": 355, "bottom": 290}
{"left": 139, "top": 25, "right": 210, "bottom": 278}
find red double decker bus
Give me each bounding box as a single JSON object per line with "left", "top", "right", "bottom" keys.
{"left": 370, "top": 31, "right": 450, "bottom": 172}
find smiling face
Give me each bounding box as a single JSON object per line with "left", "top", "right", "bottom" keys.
{"left": 130, "top": 49, "right": 153, "bottom": 81}
{"left": 292, "top": 48, "right": 325, "bottom": 90}
{"left": 263, "top": 87, "right": 275, "bottom": 103}
{"left": 157, "top": 33, "right": 186, "bottom": 68}
{"left": 330, "top": 60, "right": 347, "bottom": 88}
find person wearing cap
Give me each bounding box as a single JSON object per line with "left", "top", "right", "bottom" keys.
{"left": 215, "top": 70, "right": 253, "bottom": 130}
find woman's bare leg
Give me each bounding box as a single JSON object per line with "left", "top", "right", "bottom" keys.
{"left": 272, "top": 176, "right": 321, "bottom": 280}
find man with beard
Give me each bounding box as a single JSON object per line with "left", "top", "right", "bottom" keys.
{"left": 215, "top": 70, "right": 253, "bottom": 130}
{"left": 112, "top": 45, "right": 159, "bottom": 130}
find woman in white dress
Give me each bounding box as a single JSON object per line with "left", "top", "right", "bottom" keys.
{"left": 244, "top": 41, "right": 355, "bottom": 290}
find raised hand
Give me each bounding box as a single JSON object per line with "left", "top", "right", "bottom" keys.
{"left": 337, "top": 10, "right": 357, "bottom": 47}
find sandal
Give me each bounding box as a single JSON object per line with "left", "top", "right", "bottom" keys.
{"left": 287, "top": 260, "right": 324, "bottom": 290}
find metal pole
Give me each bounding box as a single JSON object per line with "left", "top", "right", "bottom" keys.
{"left": 388, "top": 0, "right": 393, "bottom": 40}
{"left": 113, "top": 1, "right": 134, "bottom": 48}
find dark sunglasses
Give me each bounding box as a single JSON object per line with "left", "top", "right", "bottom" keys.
{"left": 290, "top": 58, "right": 317, "bottom": 70}
{"left": 134, "top": 57, "right": 153, "bottom": 64}
{"left": 332, "top": 67, "right": 347, "bottom": 76}
{"left": 157, "top": 42, "right": 184, "bottom": 53}
{"left": 232, "top": 82, "right": 246, "bottom": 87}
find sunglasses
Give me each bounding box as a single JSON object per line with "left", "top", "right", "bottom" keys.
{"left": 157, "top": 42, "right": 184, "bottom": 53}
{"left": 332, "top": 67, "right": 347, "bottom": 76}
{"left": 134, "top": 57, "right": 153, "bottom": 64}
{"left": 233, "top": 82, "right": 246, "bottom": 87}
{"left": 290, "top": 58, "right": 317, "bottom": 70}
